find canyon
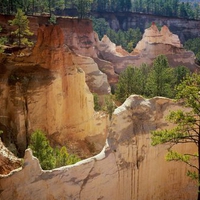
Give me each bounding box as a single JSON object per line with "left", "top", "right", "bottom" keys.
{"left": 0, "top": 95, "right": 197, "bottom": 200}
{"left": 0, "top": 14, "right": 199, "bottom": 199}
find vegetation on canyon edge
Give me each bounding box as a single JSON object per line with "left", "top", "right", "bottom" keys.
{"left": 8, "top": 9, "right": 33, "bottom": 47}
{"left": 29, "top": 130, "right": 80, "bottom": 170}
{"left": 1, "top": 0, "right": 200, "bottom": 20}
{"left": 151, "top": 73, "right": 200, "bottom": 199}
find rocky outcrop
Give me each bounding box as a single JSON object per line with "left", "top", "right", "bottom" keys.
{"left": 132, "top": 23, "right": 198, "bottom": 71}
{"left": 0, "top": 25, "right": 108, "bottom": 156}
{"left": 134, "top": 23, "right": 182, "bottom": 50}
{"left": 97, "top": 35, "right": 129, "bottom": 58}
{"left": 58, "top": 17, "right": 96, "bottom": 58}
{"left": 0, "top": 95, "right": 197, "bottom": 200}
{"left": 72, "top": 54, "right": 110, "bottom": 94}
{"left": 30, "top": 24, "right": 111, "bottom": 94}
{"left": 0, "top": 139, "right": 21, "bottom": 175}
{"left": 97, "top": 24, "right": 199, "bottom": 73}
{"left": 93, "top": 57, "right": 119, "bottom": 87}
{"left": 0, "top": 15, "right": 112, "bottom": 94}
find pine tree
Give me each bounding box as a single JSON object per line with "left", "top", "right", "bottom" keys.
{"left": 93, "top": 93, "right": 101, "bottom": 111}
{"left": 151, "top": 73, "right": 200, "bottom": 200}
{"left": 103, "top": 95, "right": 116, "bottom": 120}
{"left": 145, "top": 55, "right": 174, "bottom": 98}
{"left": 75, "top": 0, "right": 93, "bottom": 19}
{"left": 9, "top": 9, "right": 33, "bottom": 47}
{"left": 115, "top": 65, "right": 149, "bottom": 103}
{"left": 29, "top": 130, "right": 56, "bottom": 170}
{"left": 29, "top": 130, "right": 80, "bottom": 169}
{"left": 115, "top": 66, "right": 136, "bottom": 103}
{"left": 55, "top": 146, "right": 80, "bottom": 167}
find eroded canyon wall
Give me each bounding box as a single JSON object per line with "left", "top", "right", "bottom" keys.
{"left": 0, "top": 138, "right": 21, "bottom": 175}
{"left": 93, "top": 11, "right": 200, "bottom": 43}
{"left": 0, "top": 25, "right": 108, "bottom": 156}
{"left": 0, "top": 95, "right": 197, "bottom": 200}
{"left": 98, "top": 23, "right": 199, "bottom": 73}
{"left": 0, "top": 14, "right": 113, "bottom": 93}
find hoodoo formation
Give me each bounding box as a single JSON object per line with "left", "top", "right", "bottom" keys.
{"left": 97, "top": 23, "right": 198, "bottom": 73}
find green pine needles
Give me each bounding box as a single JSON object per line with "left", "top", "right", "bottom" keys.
{"left": 29, "top": 130, "right": 80, "bottom": 170}
{"left": 151, "top": 73, "right": 200, "bottom": 199}
{"left": 115, "top": 55, "right": 189, "bottom": 103}
{"left": 9, "top": 9, "right": 33, "bottom": 47}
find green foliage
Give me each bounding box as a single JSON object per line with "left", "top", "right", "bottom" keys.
{"left": 91, "top": 0, "right": 198, "bottom": 19}
{"left": 49, "top": 13, "right": 57, "bottom": 24}
{"left": 166, "top": 150, "right": 191, "bottom": 163}
{"left": 55, "top": 146, "right": 80, "bottom": 167}
{"left": 93, "top": 93, "right": 101, "bottom": 111}
{"left": 103, "top": 95, "right": 116, "bottom": 120}
{"left": 106, "top": 28, "right": 142, "bottom": 53}
{"left": 0, "top": 37, "right": 8, "bottom": 53}
{"left": 187, "top": 170, "right": 198, "bottom": 180}
{"left": 184, "top": 37, "right": 200, "bottom": 54}
{"left": 34, "top": 0, "right": 50, "bottom": 14}
{"left": 146, "top": 55, "right": 174, "bottom": 98}
{"left": 29, "top": 130, "right": 56, "bottom": 170}
{"left": 0, "top": 26, "right": 7, "bottom": 53}
{"left": 151, "top": 73, "right": 200, "bottom": 184}
{"left": 9, "top": 9, "right": 33, "bottom": 47}
{"left": 145, "top": 0, "right": 195, "bottom": 19}
{"left": 173, "top": 65, "right": 190, "bottom": 86}
{"left": 93, "top": 93, "right": 116, "bottom": 119}
{"left": 0, "top": 0, "right": 59, "bottom": 15}
{"left": 75, "top": 0, "right": 93, "bottom": 19}
{"left": 92, "top": 17, "right": 142, "bottom": 52}
{"left": 92, "top": 17, "right": 110, "bottom": 40}
{"left": 115, "top": 55, "right": 188, "bottom": 103}
{"left": 176, "top": 73, "right": 200, "bottom": 113}
{"left": 0, "top": 0, "right": 199, "bottom": 20}
{"left": 115, "top": 66, "right": 137, "bottom": 103}
{"left": 29, "top": 130, "right": 80, "bottom": 170}
{"left": 184, "top": 37, "right": 200, "bottom": 64}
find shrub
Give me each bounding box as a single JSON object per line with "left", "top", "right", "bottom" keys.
{"left": 29, "top": 130, "right": 80, "bottom": 170}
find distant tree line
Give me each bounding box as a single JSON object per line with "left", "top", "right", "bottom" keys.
{"left": 0, "top": 0, "right": 93, "bottom": 18}
{"left": 0, "top": 0, "right": 200, "bottom": 20}
{"left": 93, "top": 0, "right": 200, "bottom": 19}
